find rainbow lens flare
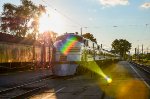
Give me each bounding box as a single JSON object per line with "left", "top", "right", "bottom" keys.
{"left": 60, "top": 36, "right": 78, "bottom": 55}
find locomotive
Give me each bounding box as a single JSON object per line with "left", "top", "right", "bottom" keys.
{"left": 52, "top": 33, "right": 119, "bottom": 76}
{"left": 0, "top": 32, "right": 119, "bottom": 75}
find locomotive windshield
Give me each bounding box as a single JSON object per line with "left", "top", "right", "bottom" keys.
{"left": 54, "top": 33, "right": 82, "bottom": 55}
{"left": 56, "top": 33, "right": 83, "bottom": 43}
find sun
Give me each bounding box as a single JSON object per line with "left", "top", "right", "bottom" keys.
{"left": 39, "top": 11, "right": 65, "bottom": 33}
{"left": 39, "top": 13, "right": 51, "bottom": 33}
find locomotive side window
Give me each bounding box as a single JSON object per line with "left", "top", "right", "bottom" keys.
{"left": 86, "top": 40, "right": 89, "bottom": 46}
{"left": 93, "top": 43, "right": 94, "bottom": 48}
{"left": 97, "top": 45, "right": 100, "bottom": 50}
{"left": 83, "top": 39, "right": 86, "bottom": 46}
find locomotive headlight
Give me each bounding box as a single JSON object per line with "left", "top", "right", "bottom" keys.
{"left": 105, "top": 76, "right": 112, "bottom": 83}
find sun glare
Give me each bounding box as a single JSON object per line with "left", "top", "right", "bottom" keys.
{"left": 39, "top": 11, "right": 65, "bottom": 33}
{"left": 105, "top": 76, "right": 112, "bottom": 83}
{"left": 39, "top": 14, "right": 51, "bottom": 33}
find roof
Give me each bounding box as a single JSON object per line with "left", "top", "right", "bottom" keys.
{"left": 0, "top": 32, "right": 41, "bottom": 45}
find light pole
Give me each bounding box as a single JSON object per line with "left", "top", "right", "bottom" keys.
{"left": 0, "top": 13, "right": 3, "bottom": 32}
{"left": 80, "top": 27, "right": 88, "bottom": 35}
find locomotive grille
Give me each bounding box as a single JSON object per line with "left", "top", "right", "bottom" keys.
{"left": 56, "top": 47, "right": 80, "bottom": 52}
{"left": 59, "top": 55, "right": 67, "bottom": 61}
{"left": 69, "top": 47, "right": 80, "bottom": 52}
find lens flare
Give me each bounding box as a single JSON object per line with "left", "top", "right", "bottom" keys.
{"left": 79, "top": 59, "right": 112, "bottom": 83}
{"left": 105, "top": 76, "right": 112, "bottom": 83}
{"left": 60, "top": 36, "right": 78, "bottom": 55}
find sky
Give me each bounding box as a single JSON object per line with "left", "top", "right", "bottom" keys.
{"left": 0, "top": 0, "right": 150, "bottom": 53}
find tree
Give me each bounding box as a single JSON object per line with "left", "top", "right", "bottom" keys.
{"left": 111, "top": 39, "right": 131, "bottom": 58}
{"left": 1, "top": 0, "right": 46, "bottom": 38}
{"left": 82, "top": 33, "right": 97, "bottom": 43}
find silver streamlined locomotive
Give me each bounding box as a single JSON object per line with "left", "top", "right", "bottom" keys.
{"left": 52, "top": 33, "right": 119, "bottom": 76}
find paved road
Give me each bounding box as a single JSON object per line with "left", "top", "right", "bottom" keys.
{"left": 30, "top": 61, "right": 150, "bottom": 99}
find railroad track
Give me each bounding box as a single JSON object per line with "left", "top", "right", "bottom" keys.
{"left": 0, "top": 76, "right": 52, "bottom": 99}
{"left": 0, "top": 75, "right": 76, "bottom": 99}
{"left": 129, "top": 61, "right": 150, "bottom": 89}
{"left": 129, "top": 61, "right": 150, "bottom": 74}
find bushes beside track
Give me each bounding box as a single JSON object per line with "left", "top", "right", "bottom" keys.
{"left": 76, "top": 59, "right": 119, "bottom": 75}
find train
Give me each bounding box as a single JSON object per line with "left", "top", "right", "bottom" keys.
{"left": 0, "top": 32, "right": 52, "bottom": 72}
{"left": 52, "top": 33, "right": 120, "bottom": 76}
{"left": 0, "top": 32, "right": 120, "bottom": 75}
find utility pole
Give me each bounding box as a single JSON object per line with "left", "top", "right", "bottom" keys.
{"left": 138, "top": 45, "right": 139, "bottom": 55}
{"left": 80, "top": 27, "right": 82, "bottom": 36}
{"left": 142, "top": 44, "right": 143, "bottom": 63}
{"left": 142, "top": 44, "right": 143, "bottom": 55}
{"left": 135, "top": 48, "right": 137, "bottom": 61}
{"left": 80, "top": 27, "right": 88, "bottom": 36}
{"left": 101, "top": 44, "right": 103, "bottom": 49}
{"left": 137, "top": 45, "right": 140, "bottom": 62}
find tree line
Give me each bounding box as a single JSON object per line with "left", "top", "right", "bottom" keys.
{"left": 82, "top": 33, "right": 132, "bottom": 59}
{"left": 0, "top": 0, "right": 46, "bottom": 39}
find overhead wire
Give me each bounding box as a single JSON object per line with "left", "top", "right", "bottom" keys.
{"left": 40, "top": 0, "right": 82, "bottom": 27}
{"left": 37, "top": 0, "right": 150, "bottom": 30}
{"left": 35, "top": 0, "right": 149, "bottom": 53}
